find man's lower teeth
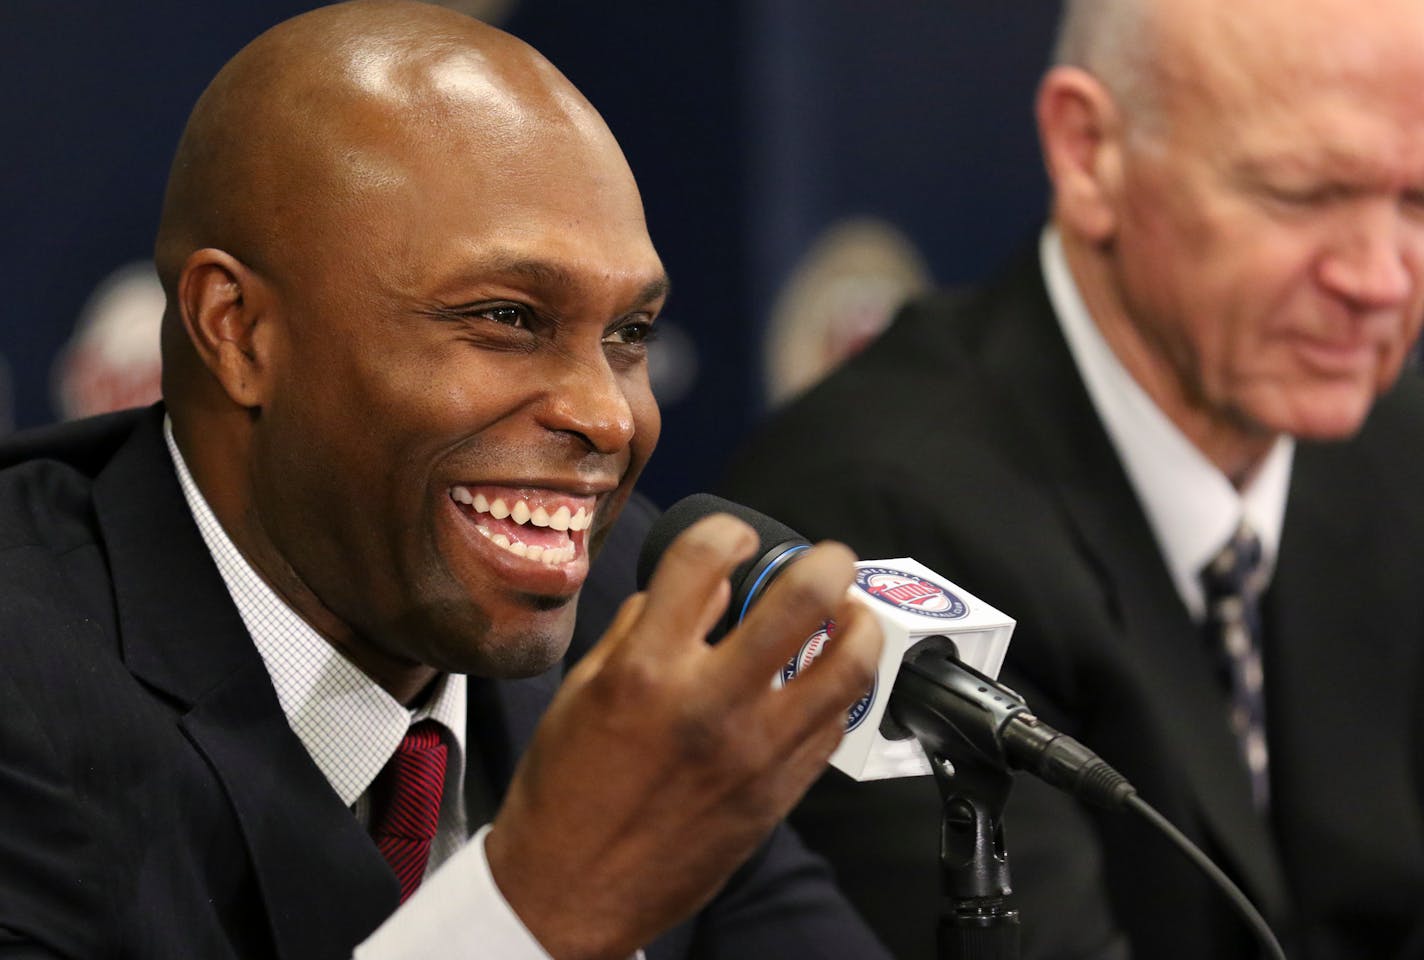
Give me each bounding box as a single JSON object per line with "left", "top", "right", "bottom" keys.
{"left": 480, "top": 527, "right": 572, "bottom": 564}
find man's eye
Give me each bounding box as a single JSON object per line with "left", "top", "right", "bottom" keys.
{"left": 1267, "top": 187, "right": 1317, "bottom": 206}
{"left": 481, "top": 304, "right": 528, "bottom": 327}
{"left": 605, "top": 321, "right": 658, "bottom": 346}
{"left": 1265, "top": 183, "right": 1349, "bottom": 208}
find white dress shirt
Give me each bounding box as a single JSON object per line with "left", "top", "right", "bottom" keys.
{"left": 163, "top": 419, "right": 551, "bottom": 958}
{"left": 1040, "top": 228, "right": 1294, "bottom": 619}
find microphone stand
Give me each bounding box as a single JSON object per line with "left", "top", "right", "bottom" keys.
{"left": 888, "top": 637, "right": 1022, "bottom": 960}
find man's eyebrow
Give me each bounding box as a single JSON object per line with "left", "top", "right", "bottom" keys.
{"left": 631, "top": 274, "right": 671, "bottom": 309}
{"left": 476, "top": 254, "right": 575, "bottom": 290}
{"left": 462, "top": 253, "right": 671, "bottom": 308}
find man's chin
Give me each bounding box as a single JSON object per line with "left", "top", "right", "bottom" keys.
{"left": 468, "top": 627, "right": 575, "bottom": 679}
{"left": 1253, "top": 404, "right": 1372, "bottom": 444}
{"left": 455, "top": 601, "right": 579, "bottom": 679}
{"left": 397, "top": 590, "right": 579, "bottom": 679}
{"left": 1273, "top": 389, "right": 1378, "bottom": 442}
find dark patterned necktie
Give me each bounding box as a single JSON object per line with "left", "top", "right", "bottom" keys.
{"left": 1201, "top": 524, "right": 1270, "bottom": 810}
{"left": 369, "top": 720, "right": 448, "bottom": 902}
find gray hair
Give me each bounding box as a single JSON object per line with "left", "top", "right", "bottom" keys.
{"left": 1051, "top": 0, "right": 1163, "bottom": 131}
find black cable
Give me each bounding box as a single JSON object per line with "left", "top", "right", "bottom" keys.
{"left": 1125, "top": 793, "right": 1287, "bottom": 960}
{"left": 901, "top": 663, "right": 1290, "bottom": 959}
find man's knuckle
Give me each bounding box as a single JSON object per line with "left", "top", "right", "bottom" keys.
{"left": 772, "top": 575, "right": 831, "bottom": 616}
{"left": 665, "top": 529, "right": 726, "bottom": 572}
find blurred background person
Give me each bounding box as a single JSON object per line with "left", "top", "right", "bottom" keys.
{"left": 725, "top": 0, "right": 1424, "bottom": 957}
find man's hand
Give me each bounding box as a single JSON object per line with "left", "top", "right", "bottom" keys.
{"left": 485, "top": 512, "right": 882, "bottom": 960}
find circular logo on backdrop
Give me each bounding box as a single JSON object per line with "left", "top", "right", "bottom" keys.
{"left": 764, "top": 217, "right": 933, "bottom": 407}
{"left": 52, "top": 260, "right": 165, "bottom": 420}
{"left": 854, "top": 567, "right": 969, "bottom": 619}
{"left": 780, "top": 620, "right": 876, "bottom": 732}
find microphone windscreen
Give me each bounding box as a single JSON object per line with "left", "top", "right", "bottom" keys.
{"left": 636, "top": 493, "right": 808, "bottom": 592}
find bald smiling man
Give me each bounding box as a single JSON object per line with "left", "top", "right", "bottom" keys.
{"left": 0, "top": 4, "right": 892, "bottom": 959}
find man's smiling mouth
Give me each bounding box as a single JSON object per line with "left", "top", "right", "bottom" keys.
{"left": 449, "top": 485, "right": 594, "bottom": 566}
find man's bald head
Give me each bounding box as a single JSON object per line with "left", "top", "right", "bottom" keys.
{"left": 156, "top": 0, "right": 620, "bottom": 335}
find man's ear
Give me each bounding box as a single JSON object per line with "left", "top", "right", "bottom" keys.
{"left": 1036, "top": 65, "right": 1125, "bottom": 244}
{"left": 176, "top": 248, "right": 276, "bottom": 409}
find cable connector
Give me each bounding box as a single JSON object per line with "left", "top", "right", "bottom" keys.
{"left": 1000, "top": 713, "right": 1136, "bottom": 810}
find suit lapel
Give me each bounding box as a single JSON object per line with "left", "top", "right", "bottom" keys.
{"left": 986, "top": 264, "right": 1291, "bottom": 920}
{"left": 92, "top": 411, "right": 398, "bottom": 960}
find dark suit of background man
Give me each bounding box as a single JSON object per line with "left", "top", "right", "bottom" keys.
{"left": 725, "top": 0, "right": 1424, "bottom": 957}
{"left": 0, "top": 2, "right": 894, "bottom": 957}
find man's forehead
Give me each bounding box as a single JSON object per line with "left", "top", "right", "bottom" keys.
{"left": 1161, "top": 0, "right": 1424, "bottom": 87}
{"left": 1146, "top": 0, "right": 1424, "bottom": 149}
{"left": 243, "top": 42, "right": 643, "bottom": 280}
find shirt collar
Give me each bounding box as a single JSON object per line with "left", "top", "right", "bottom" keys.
{"left": 162, "top": 417, "right": 466, "bottom": 806}
{"left": 1040, "top": 227, "right": 1293, "bottom": 620}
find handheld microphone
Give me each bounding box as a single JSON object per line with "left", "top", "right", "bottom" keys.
{"left": 637, "top": 494, "right": 1131, "bottom": 808}
{"left": 637, "top": 492, "right": 812, "bottom": 644}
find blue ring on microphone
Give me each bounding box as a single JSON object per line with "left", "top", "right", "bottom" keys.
{"left": 738, "top": 543, "right": 811, "bottom": 625}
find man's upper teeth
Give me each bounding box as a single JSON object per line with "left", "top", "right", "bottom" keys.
{"left": 451, "top": 487, "right": 591, "bottom": 531}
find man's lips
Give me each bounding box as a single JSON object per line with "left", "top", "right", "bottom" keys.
{"left": 448, "top": 484, "right": 596, "bottom": 568}
{"left": 1289, "top": 332, "right": 1380, "bottom": 375}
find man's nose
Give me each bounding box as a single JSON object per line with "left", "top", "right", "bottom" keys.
{"left": 538, "top": 350, "right": 637, "bottom": 454}
{"left": 1316, "top": 205, "right": 1415, "bottom": 310}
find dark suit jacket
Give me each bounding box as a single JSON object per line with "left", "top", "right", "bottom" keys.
{"left": 0, "top": 406, "right": 889, "bottom": 959}
{"left": 723, "top": 255, "right": 1424, "bottom": 960}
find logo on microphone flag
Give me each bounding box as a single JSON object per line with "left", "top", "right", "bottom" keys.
{"left": 779, "top": 620, "right": 876, "bottom": 732}
{"left": 855, "top": 567, "right": 968, "bottom": 619}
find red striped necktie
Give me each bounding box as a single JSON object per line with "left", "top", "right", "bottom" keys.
{"left": 369, "top": 720, "right": 449, "bottom": 902}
